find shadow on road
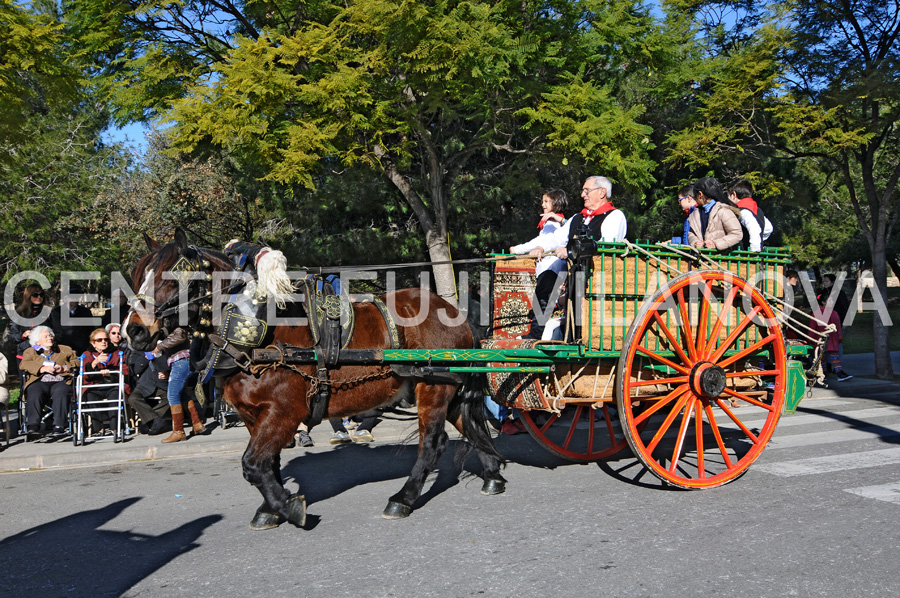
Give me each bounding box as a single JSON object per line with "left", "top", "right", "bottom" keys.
{"left": 0, "top": 497, "right": 222, "bottom": 597}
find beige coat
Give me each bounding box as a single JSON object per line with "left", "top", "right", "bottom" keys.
{"left": 20, "top": 344, "right": 79, "bottom": 389}
{"left": 687, "top": 202, "right": 743, "bottom": 250}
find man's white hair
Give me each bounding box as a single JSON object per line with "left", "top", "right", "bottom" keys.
{"left": 587, "top": 176, "right": 613, "bottom": 199}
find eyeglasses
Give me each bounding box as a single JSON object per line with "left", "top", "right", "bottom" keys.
{"left": 110, "top": 331, "right": 121, "bottom": 336}
{"left": 92, "top": 337, "right": 109, "bottom": 343}
{"left": 581, "top": 186, "right": 601, "bottom": 194}
{"left": 31, "top": 292, "right": 44, "bottom": 298}
{"left": 677, "top": 196, "right": 693, "bottom": 202}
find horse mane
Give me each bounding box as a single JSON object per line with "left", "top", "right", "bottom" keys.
{"left": 254, "top": 249, "right": 294, "bottom": 309}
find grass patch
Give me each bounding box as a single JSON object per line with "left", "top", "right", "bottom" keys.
{"left": 842, "top": 286, "right": 900, "bottom": 354}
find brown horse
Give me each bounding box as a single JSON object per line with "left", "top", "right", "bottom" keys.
{"left": 123, "top": 231, "right": 506, "bottom": 530}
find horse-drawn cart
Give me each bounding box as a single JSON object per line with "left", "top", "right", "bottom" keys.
{"left": 127, "top": 233, "right": 820, "bottom": 528}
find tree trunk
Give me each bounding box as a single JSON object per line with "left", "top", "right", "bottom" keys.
{"left": 374, "top": 145, "right": 458, "bottom": 307}
{"left": 425, "top": 230, "right": 458, "bottom": 307}
{"left": 871, "top": 243, "right": 895, "bottom": 380}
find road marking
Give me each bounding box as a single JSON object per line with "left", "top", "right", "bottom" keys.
{"left": 756, "top": 447, "right": 900, "bottom": 477}
{"left": 774, "top": 407, "right": 900, "bottom": 428}
{"left": 765, "top": 424, "right": 900, "bottom": 449}
{"left": 845, "top": 482, "right": 900, "bottom": 505}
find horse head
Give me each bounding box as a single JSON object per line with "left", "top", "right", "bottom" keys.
{"left": 124, "top": 229, "right": 234, "bottom": 351}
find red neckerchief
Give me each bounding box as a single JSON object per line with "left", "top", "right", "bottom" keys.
{"left": 537, "top": 213, "right": 565, "bottom": 230}
{"left": 581, "top": 203, "right": 616, "bottom": 220}
{"left": 736, "top": 197, "right": 758, "bottom": 215}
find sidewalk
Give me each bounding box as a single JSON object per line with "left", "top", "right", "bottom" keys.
{"left": 0, "top": 410, "right": 420, "bottom": 473}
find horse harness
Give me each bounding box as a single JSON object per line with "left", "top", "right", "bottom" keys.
{"left": 203, "top": 244, "right": 402, "bottom": 427}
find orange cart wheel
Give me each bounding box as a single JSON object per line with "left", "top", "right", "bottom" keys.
{"left": 616, "top": 269, "right": 786, "bottom": 488}
{"left": 520, "top": 403, "right": 629, "bottom": 462}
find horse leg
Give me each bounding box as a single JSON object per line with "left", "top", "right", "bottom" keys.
{"left": 447, "top": 374, "right": 507, "bottom": 495}
{"left": 242, "top": 424, "right": 307, "bottom": 531}
{"left": 448, "top": 413, "right": 507, "bottom": 495}
{"left": 383, "top": 385, "right": 452, "bottom": 520}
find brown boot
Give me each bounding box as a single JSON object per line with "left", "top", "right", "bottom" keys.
{"left": 161, "top": 404, "right": 186, "bottom": 443}
{"left": 186, "top": 400, "right": 206, "bottom": 435}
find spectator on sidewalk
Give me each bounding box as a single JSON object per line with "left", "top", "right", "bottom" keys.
{"left": 811, "top": 295, "right": 853, "bottom": 382}
{"left": 20, "top": 326, "right": 78, "bottom": 439}
{"left": 127, "top": 349, "right": 171, "bottom": 435}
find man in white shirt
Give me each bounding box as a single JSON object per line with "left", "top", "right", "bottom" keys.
{"left": 525, "top": 176, "right": 627, "bottom": 341}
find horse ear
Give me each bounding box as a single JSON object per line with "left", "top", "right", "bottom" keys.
{"left": 174, "top": 228, "right": 189, "bottom": 251}
{"left": 143, "top": 232, "right": 161, "bottom": 251}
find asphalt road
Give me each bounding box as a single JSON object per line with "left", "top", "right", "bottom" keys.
{"left": 3, "top": 381, "right": 900, "bottom": 598}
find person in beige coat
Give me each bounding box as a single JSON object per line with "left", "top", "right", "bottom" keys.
{"left": 687, "top": 177, "right": 743, "bottom": 250}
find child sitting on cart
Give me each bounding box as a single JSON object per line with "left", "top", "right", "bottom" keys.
{"left": 509, "top": 188, "right": 569, "bottom": 339}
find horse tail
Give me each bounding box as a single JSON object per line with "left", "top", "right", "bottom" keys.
{"left": 454, "top": 371, "right": 507, "bottom": 468}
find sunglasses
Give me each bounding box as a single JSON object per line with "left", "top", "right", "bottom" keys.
{"left": 31, "top": 292, "right": 45, "bottom": 298}
{"left": 92, "top": 337, "right": 109, "bottom": 343}
{"left": 110, "top": 331, "right": 121, "bottom": 336}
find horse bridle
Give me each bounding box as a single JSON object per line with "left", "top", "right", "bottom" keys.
{"left": 131, "top": 245, "right": 239, "bottom": 339}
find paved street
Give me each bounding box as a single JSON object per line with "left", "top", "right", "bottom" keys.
{"left": 2, "top": 356, "right": 899, "bottom": 598}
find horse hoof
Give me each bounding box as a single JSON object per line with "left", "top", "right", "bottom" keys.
{"left": 382, "top": 501, "right": 413, "bottom": 519}
{"left": 249, "top": 510, "right": 282, "bottom": 531}
{"left": 481, "top": 478, "right": 507, "bottom": 495}
{"left": 286, "top": 494, "right": 307, "bottom": 527}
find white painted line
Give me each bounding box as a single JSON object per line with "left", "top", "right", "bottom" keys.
{"left": 845, "top": 482, "right": 900, "bottom": 504}
{"left": 756, "top": 447, "right": 900, "bottom": 477}
{"left": 774, "top": 407, "right": 900, "bottom": 428}
{"left": 766, "top": 425, "right": 900, "bottom": 449}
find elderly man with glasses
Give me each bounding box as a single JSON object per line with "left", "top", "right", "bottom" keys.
{"left": 528, "top": 176, "right": 627, "bottom": 261}
{"left": 523, "top": 176, "right": 627, "bottom": 341}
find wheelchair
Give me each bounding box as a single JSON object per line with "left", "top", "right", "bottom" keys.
{"left": 71, "top": 352, "right": 131, "bottom": 446}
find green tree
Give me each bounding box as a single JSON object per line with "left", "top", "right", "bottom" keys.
{"left": 0, "top": 1, "right": 128, "bottom": 280}
{"left": 662, "top": 0, "right": 899, "bottom": 378}
{"left": 68, "top": 0, "right": 665, "bottom": 304}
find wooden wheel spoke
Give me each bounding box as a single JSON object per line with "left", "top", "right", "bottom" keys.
{"left": 676, "top": 289, "right": 698, "bottom": 362}
{"left": 668, "top": 398, "right": 695, "bottom": 473}
{"left": 651, "top": 311, "right": 692, "bottom": 367}
{"left": 635, "top": 345, "right": 691, "bottom": 375}
{"left": 696, "top": 281, "right": 714, "bottom": 356}
{"left": 630, "top": 375, "right": 688, "bottom": 388}
{"left": 716, "top": 334, "right": 776, "bottom": 369}
{"left": 721, "top": 387, "right": 775, "bottom": 411}
{"left": 601, "top": 404, "right": 616, "bottom": 443}
{"left": 695, "top": 399, "right": 705, "bottom": 478}
{"left": 562, "top": 405, "right": 583, "bottom": 450}
{"left": 634, "top": 384, "right": 691, "bottom": 425}
{"left": 646, "top": 391, "right": 693, "bottom": 454}
{"left": 539, "top": 413, "right": 560, "bottom": 434}
{"left": 708, "top": 306, "right": 763, "bottom": 364}
{"left": 703, "top": 403, "right": 734, "bottom": 469}
{"left": 715, "top": 399, "right": 760, "bottom": 443}
{"left": 701, "top": 286, "right": 738, "bottom": 360}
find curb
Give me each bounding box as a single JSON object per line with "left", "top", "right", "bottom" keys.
{"left": 0, "top": 436, "right": 250, "bottom": 473}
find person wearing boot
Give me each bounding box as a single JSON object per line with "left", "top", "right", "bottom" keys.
{"left": 154, "top": 328, "right": 205, "bottom": 443}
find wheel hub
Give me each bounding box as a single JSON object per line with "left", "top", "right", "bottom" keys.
{"left": 689, "top": 362, "right": 727, "bottom": 398}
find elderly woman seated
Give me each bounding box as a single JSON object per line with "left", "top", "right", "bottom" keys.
{"left": 20, "top": 326, "right": 78, "bottom": 440}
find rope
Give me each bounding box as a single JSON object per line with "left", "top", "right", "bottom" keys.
{"left": 305, "top": 253, "right": 527, "bottom": 275}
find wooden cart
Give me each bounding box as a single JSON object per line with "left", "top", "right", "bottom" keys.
{"left": 481, "top": 242, "right": 809, "bottom": 488}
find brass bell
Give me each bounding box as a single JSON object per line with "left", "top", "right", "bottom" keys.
{"left": 205, "top": 273, "right": 213, "bottom": 281}
{"left": 202, "top": 260, "right": 211, "bottom": 268}
{"left": 193, "top": 330, "right": 201, "bottom": 337}
{"left": 251, "top": 299, "right": 258, "bottom": 305}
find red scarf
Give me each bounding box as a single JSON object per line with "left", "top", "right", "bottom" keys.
{"left": 537, "top": 213, "right": 565, "bottom": 230}
{"left": 581, "top": 203, "right": 616, "bottom": 220}
{"left": 736, "top": 197, "right": 758, "bottom": 215}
